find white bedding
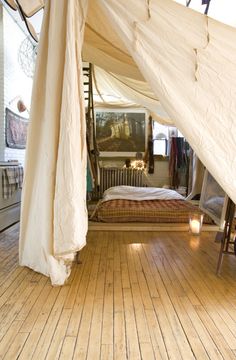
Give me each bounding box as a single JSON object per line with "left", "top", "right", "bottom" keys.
{"left": 102, "top": 186, "right": 185, "bottom": 202}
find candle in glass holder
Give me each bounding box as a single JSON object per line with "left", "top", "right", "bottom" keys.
{"left": 189, "top": 213, "right": 203, "bottom": 235}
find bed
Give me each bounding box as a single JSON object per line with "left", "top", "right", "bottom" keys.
{"left": 90, "top": 186, "right": 213, "bottom": 224}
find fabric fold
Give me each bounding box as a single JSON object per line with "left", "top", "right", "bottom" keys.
{"left": 19, "top": 0, "right": 88, "bottom": 286}
{"left": 99, "top": 0, "right": 236, "bottom": 203}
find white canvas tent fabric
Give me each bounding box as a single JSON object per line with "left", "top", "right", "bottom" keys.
{"left": 19, "top": 0, "right": 88, "bottom": 285}
{"left": 92, "top": 65, "right": 173, "bottom": 125}
{"left": 17, "top": 0, "right": 44, "bottom": 16}
{"left": 186, "top": 153, "right": 205, "bottom": 200}
{"left": 97, "top": 0, "right": 236, "bottom": 204}
{"left": 18, "top": 0, "right": 236, "bottom": 284}
{"left": 176, "top": 0, "right": 236, "bottom": 28}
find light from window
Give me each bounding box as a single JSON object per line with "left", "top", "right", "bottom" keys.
{"left": 152, "top": 122, "right": 184, "bottom": 155}
{"left": 153, "top": 139, "right": 167, "bottom": 156}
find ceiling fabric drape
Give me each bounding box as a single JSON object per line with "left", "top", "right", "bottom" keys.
{"left": 92, "top": 65, "right": 173, "bottom": 125}
{"left": 18, "top": 0, "right": 236, "bottom": 285}
{"left": 97, "top": 0, "right": 236, "bottom": 203}
{"left": 19, "top": 0, "right": 88, "bottom": 285}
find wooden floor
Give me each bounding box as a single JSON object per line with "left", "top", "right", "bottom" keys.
{"left": 1, "top": 225, "right": 236, "bottom": 359}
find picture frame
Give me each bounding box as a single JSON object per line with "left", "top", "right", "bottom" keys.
{"left": 95, "top": 108, "right": 147, "bottom": 157}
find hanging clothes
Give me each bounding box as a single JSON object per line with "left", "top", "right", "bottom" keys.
{"left": 169, "top": 137, "right": 189, "bottom": 189}
{"left": 87, "top": 156, "right": 94, "bottom": 193}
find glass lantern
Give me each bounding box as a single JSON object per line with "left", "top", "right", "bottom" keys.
{"left": 189, "top": 213, "right": 204, "bottom": 235}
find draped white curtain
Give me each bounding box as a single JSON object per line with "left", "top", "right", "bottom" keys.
{"left": 19, "top": 0, "right": 88, "bottom": 285}
{"left": 98, "top": 0, "right": 236, "bottom": 204}
{"left": 92, "top": 66, "right": 173, "bottom": 125}
{"left": 186, "top": 153, "right": 205, "bottom": 200}
{"left": 19, "top": 0, "right": 236, "bottom": 285}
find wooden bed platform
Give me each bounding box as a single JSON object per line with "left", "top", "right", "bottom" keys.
{"left": 88, "top": 221, "right": 219, "bottom": 232}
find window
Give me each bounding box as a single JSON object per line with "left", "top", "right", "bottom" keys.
{"left": 153, "top": 138, "right": 167, "bottom": 155}
{"left": 152, "top": 122, "right": 184, "bottom": 155}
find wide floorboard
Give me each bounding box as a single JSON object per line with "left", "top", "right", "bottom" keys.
{"left": 0, "top": 224, "right": 236, "bottom": 359}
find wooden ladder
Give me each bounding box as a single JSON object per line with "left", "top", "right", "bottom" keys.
{"left": 83, "top": 64, "right": 100, "bottom": 196}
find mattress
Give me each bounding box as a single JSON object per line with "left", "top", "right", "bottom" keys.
{"left": 91, "top": 198, "right": 213, "bottom": 223}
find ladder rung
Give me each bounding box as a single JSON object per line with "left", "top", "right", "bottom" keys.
{"left": 83, "top": 82, "right": 89, "bottom": 85}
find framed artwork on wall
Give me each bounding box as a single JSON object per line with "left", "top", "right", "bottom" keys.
{"left": 95, "top": 109, "right": 147, "bottom": 157}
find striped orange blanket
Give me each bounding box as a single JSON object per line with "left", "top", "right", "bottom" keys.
{"left": 91, "top": 199, "right": 213, "bottom": 223}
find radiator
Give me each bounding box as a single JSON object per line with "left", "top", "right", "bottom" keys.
{"left": 99, "top": 167, "right": 144, "bottom": 196}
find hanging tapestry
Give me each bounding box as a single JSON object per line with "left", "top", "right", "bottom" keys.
{"left": 5, "top": 108, "right": 29, "bottom": 149}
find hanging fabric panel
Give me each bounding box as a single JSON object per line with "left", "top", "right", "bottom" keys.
{"left": 99, "top": 0, "right": 236, "bottom": 203}
{"left": 186, "top": 152, "right": 205, "bottom": 200}
{"left": 83, "top": 1, "right": 143, "bottom": 81}
{"left": 19, "top": 0, "right": 88, "bottom": 285}
{"left": 92, "top": 65, "right": 173, "bottom": 125}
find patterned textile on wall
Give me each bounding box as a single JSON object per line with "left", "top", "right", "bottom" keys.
{"left": 5, "top": 108, "right": 29, "bottom": 149}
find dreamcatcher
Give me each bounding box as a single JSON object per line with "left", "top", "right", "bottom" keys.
{"left": 18, "top": 37, "right": 37, "bottom": 78}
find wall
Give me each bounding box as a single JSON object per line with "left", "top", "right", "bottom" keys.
{"left": 0, "top": 7, "right": 4, "bottom": 162}
{"left": 145, "top": 159, "right": 170, "bottom": 187}
{"left": 1, "top": 7, "right": 33, "bottom": 165}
